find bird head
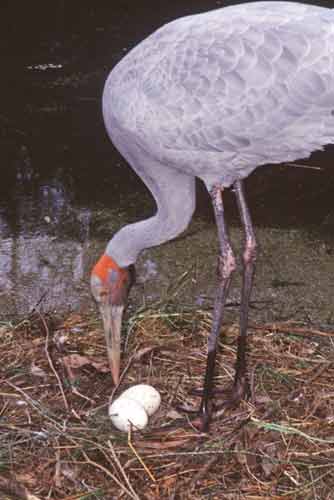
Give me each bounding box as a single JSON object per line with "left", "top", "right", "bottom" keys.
{"left": 90, "top": 254, "right": 135, "bottom": 385}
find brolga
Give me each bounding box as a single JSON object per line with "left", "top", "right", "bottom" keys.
{"left": 91, "top": 1, "right": 334, "bottom": 430}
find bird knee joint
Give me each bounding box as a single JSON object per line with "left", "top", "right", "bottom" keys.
{"left": 243, "top": 238, "right": 257, "bottom": 266}
{"left": 217, "top": 248, "right": 236, "bottom": 279}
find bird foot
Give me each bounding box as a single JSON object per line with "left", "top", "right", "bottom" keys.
{"left": 189, "top": 374, "right": 251, "bottom": 403}
{"left": 175, "top": 401, "right": 213, "bottom": 432}
{"left": 213, "top": 377, "right": 251, "bottom": 412}
{"left": 176, "top": 375, "right": 251, "bottom": 431}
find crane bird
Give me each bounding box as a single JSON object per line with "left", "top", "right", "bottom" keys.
{"left": 91, "top": 1, "right": 334, "bottom": 430}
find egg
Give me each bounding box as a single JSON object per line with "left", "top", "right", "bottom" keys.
{"left": 109, "top": 397, "right": 148, "bottom": 432}
{"left": 119, "top": 384, "right": 161, "bottom": 416}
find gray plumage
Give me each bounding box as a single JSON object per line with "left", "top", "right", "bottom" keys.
{"left": 102, "top": 1, "right": 334, "bottom": 267}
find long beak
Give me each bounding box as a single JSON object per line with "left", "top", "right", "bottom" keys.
{"left": 100, "top": 304, "right": 124, "bottom": 385}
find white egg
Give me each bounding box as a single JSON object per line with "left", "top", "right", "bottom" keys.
{"left": 109, "top": 397, "right": 148, "bottom": 432}
{"left": 119, "top": 384, "right": 161, "bottom": 416}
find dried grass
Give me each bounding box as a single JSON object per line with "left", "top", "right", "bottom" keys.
{"left": 1, "top": 302, "right": 334, "bottom": 499}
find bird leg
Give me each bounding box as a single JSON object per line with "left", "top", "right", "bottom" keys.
{"left": 232, "top": 180, "right": 256, "bottom": 400}
{"left": 179, "top": 182, "right": 256, "bottom": 431}
{"left": 199, "top": 181, "right": 256, "bottom": 407}
{"left": 198, "top": 185, "right": 236, "bottom": 431}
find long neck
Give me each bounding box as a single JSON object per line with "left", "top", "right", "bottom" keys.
{"left": 105, "top": 163, "right": 196, "bottom": 268}
{"left": 106, "top": 202, "right": 194, "bottom": 267}
{"left": 106, "top": 214, "right": 169, "bottom": 267}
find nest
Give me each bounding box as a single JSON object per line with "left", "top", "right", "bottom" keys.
{"left": 1, "top": 303, "right": 334, "bottom": 499}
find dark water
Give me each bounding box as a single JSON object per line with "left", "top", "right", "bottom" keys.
{"left": 0, "top": 0, "right": 334, "bottom": 319}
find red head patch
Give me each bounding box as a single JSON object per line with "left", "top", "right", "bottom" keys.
{"left": 91, "top": 254, "right": 135, "bottom": 306}
{"left": 92, "top": 254, "right": 123, "bottom": 282}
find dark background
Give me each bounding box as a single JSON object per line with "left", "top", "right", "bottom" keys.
{"left": 0, "top": 0, "right": 333, "bottom": 231}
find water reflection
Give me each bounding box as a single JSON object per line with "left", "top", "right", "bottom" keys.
{"left": 0, "top": 87, "right": 151, "bottom": 320}
{"left": 0, "top": 171, "right": 94, "bottom": 318}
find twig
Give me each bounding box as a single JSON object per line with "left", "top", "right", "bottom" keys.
{"left": 309, "top": 468, "right": 318, "bottom": 500}
{"left": 250, "top": 322, "right": 334, "bottom": 338}
{"left": 251, "top": 417, "right": 334, "bottom": 444}
{"left": 284, "top": 162, "right": 322, "bottom": 171}
{"left": 11, "top": 294, "right": 48, "bottom": 333}
{"left": 308, "top": 362, "right": 333, "bottom": 384}
{"left": 5, "top": 381, "right": 63, "bottom": 430}
{"left": 81, "top": 449, "right": 138, "bottom": 499}
{"left": 38, "top": 312, "right": 69, "bottom": 411}
{"left": 127, "top": 426, "right": 156, "bottom": 483}
{"left": 189, "top": 455, "right": 218, "bottom": 491}
{"left": 280, "top": 470, "right": 333, "bottom": 497}
{"left": 54, "top": 445, "right": 62, "bottom": 488}
{"left": 30, "top": 291, "right": 48, "bottom": 314}
{"left": 0, "top": 475, "right": 41, "bottom": 500}
{"left": 108, "top": 439, "right": 140, "bottom": 499}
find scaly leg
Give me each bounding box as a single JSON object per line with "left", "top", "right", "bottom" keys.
{"left": 233, "top": 180, "right": 256, "bottom": 399}
{"left": 198, "top": 185, "right": 236, "bottom": 430}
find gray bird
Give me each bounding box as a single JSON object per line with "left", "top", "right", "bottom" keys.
{"left": 91, "top": 1, "right": 334, "bottom": 430}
